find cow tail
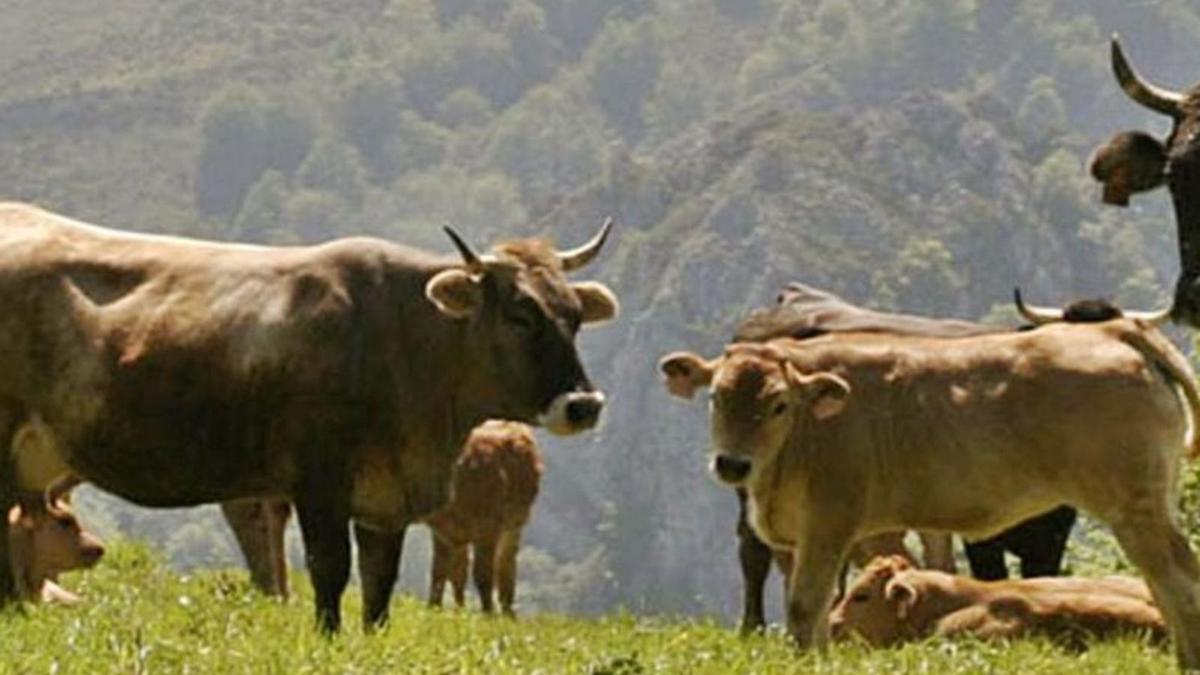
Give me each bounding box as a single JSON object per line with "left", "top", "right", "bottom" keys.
{"left": 1124, "top": 322, "right": 1200, "bottom": 459}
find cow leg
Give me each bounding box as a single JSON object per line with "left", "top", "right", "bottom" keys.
{"left": 353, "top": 523, "right": 404, "bottom": 631}
{"left": 448, "top": 542, "right": 468, "bottom": 607}
{"left": 266, "top": 500, "right": 293, "bottom": 597}
{"left": 222, "top": 500, "right": 288, "bottom": 596}
{"left": 1016, "top": 507, "right": 1076, "bottom": 578}
{"left": 736, "top": 489, "right": 773, "bottom": 634}
{"left": 295, "top": 500, "right": 350, "bottom": 634}
{"left": 785, "top": 529, "right": 852, "bottom": 650}
{"left": 428, "top": 533, "right": 451, "bottom": 608}
{"left": 496, "top": 528, "right": 521, "bottom": 617}
{"left": 472, "top": 535, "right": 498, "bottom": 614}
{"left": 964, "top": 539, "right": 1009, "bottom": 581}
{"left": 919, "top": 532, "right": 956, "bottom": 574}
{"left": 1109, "top": 515, "right": 1200, "bottom": 668}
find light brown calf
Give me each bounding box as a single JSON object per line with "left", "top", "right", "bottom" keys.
{"left": 660, "top": 319, "right": 1200, "bottom": 669}
{"left": 829, "top": 556, "right": 1164, "bottom": 648}
{"left": 8, "top": 490, "right": 104, "bottom": 604}
{"left": 424, "top": 421, "right": 542, "bottom": 616}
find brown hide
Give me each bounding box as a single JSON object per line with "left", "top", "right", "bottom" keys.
{"left": 424, "top": 421, "right": 542, "bottom": 616}
{"left": 0, "top": 202, "right": 615, "bottom": 631}
{"left": 829, "top": 556, "right": 1165, "bottom": 648}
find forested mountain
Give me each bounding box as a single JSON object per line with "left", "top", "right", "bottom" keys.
{"left": 3, "top": 0, "right": 1199, "bottom": 620}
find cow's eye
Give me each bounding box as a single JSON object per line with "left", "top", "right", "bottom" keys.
{"left": 850, "top": 592, "right": 870, "bottom": 603}
{"left": 772, "top": 401, "right": 788, "bottom": 417}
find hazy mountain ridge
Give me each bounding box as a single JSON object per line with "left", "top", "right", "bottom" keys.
{"left": 1, "top": 0, "right": 1197, "bottom": 618}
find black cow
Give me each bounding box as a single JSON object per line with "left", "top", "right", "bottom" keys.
{"left": 1089, "top": 36, "right": 1200, "bottom": 327}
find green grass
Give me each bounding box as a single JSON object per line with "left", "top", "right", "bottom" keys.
{"left": 0, "top": 541, "right": 1176, "bottom": 674}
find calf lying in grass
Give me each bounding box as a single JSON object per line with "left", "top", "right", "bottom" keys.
{"left": 7, "top": 488, "right": 105, "bottom": 604}
{"left": 829, "top": 556, "right": 1164, "bottom": 649}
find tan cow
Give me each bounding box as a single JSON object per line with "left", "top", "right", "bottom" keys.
{"left": 425, "top": 420, "right": 542, "bottom": 616}
{"left": 8, "top": 485, "right": 104, "bottom": 604}
{"left": 660, "top": 318, "right": 1200, "bottom": 669}
{"left": 829, "top": 555, "right": 1165, "bottom": 648}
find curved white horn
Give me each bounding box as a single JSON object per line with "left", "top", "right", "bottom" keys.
{"left": 1112, "top": 35, "right": 1183, "bottom": 117}
{"left": 559, "top": 218, "right": 614, "bottom": 272}
{"left": 1122, "top": 306, "right": 1174, "bottom": 326}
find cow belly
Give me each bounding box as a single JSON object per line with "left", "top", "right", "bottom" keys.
{"left": 64, "top": 412, "right": 287, "bottom": 507}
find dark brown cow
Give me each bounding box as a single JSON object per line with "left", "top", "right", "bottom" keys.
{"left": 8, "top": 483, "right": 104, "bottom": 605}
{"left": 425, "top": 420, "right": 542, "bottom": 616}
{"left": 829, "top": 556, "right": 1165, "bottom": 648}
{"left": 0, "top": 202, "right": 617, "bottom": 632}
{"left": 1089, "top": 36, "right": 1200, "bottom": 326}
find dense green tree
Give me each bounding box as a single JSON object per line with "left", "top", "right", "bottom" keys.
{"left": 436, "top": 87, "right": 496, "bottom": 129}
{"left": 505, "top": 0, "right": 560, "bottom": 84}
{"left": 338, "top": 68, "right": 408, "bottom": 177}
{"left": 584, "top": 19, "right": 662, "bottom": 141}
{"left": 194, "top": 86, "right": 272, "bottom": 217}
{"left": 194, "top": 86, "right": 314, "bottom": 218}
{"left": 295, "top": 137, "right": 370, "bottom": 206}
{"left": 233, "top": 170, "right": 291, "bottom": 241}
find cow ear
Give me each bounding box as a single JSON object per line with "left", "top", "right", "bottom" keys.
{"left": 659, "top": 351, "right": 716, "bottom": 399}
{"left": 785, "top": 364, "right": 850, "bottom": 420}
{"left": 885, "top": 577, "right": 918, "bottom": 621}
{"left": 573, "top": 281, "right": 619, "bottom": 325}
{"left": 425, "top": 269, "right": 483, "bottom": 318}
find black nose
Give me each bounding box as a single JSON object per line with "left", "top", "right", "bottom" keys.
{"left": 565, "top": 395, "right": 604, "bottom": 428}
{"left": 713, "top": 455, "right": 752, "bottom": 483}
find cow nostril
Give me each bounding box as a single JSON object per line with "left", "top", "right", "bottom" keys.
{"left": 713, "top": 455, "right": 752, "bottom": 482}
{"left": 565, "top": 396, "right": 603, "bottom": 426}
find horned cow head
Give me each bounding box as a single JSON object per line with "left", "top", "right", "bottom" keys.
{"left": 424, "top": 219, "right": 619, "bottom": 435}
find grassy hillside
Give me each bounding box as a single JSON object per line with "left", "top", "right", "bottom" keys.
{"left": 0, "top": 541, "right": 1171, "bottom": 673}
{"left": 4, "top": 0, "right": 1200, "bottom": 620}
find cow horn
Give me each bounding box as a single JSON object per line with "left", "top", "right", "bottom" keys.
{"left": 559, "top": 218, "right": 614, "bottom": 272}
{"left": 443, "top": 226, "right": 485, "bottom": 273}
{"left": 1013, "top": 287, "right": 1063, "bottom": 325}
{"left": 1111, "top": 35, "right": 1183, "bottom": 117}
{"left": 1121, "top": 306, "right": 1174, "bottom": 326}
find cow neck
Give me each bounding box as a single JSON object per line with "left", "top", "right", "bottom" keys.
{"left": 391, "top": 259, "right": 491, "bottom": 451}
{"left": 1170, "top": 154, "right": 1200, "bottom": 280}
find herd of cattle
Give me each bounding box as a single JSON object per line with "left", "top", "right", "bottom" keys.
{"left": 3, "top": 35, "right": 1200, "bottom": 669}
